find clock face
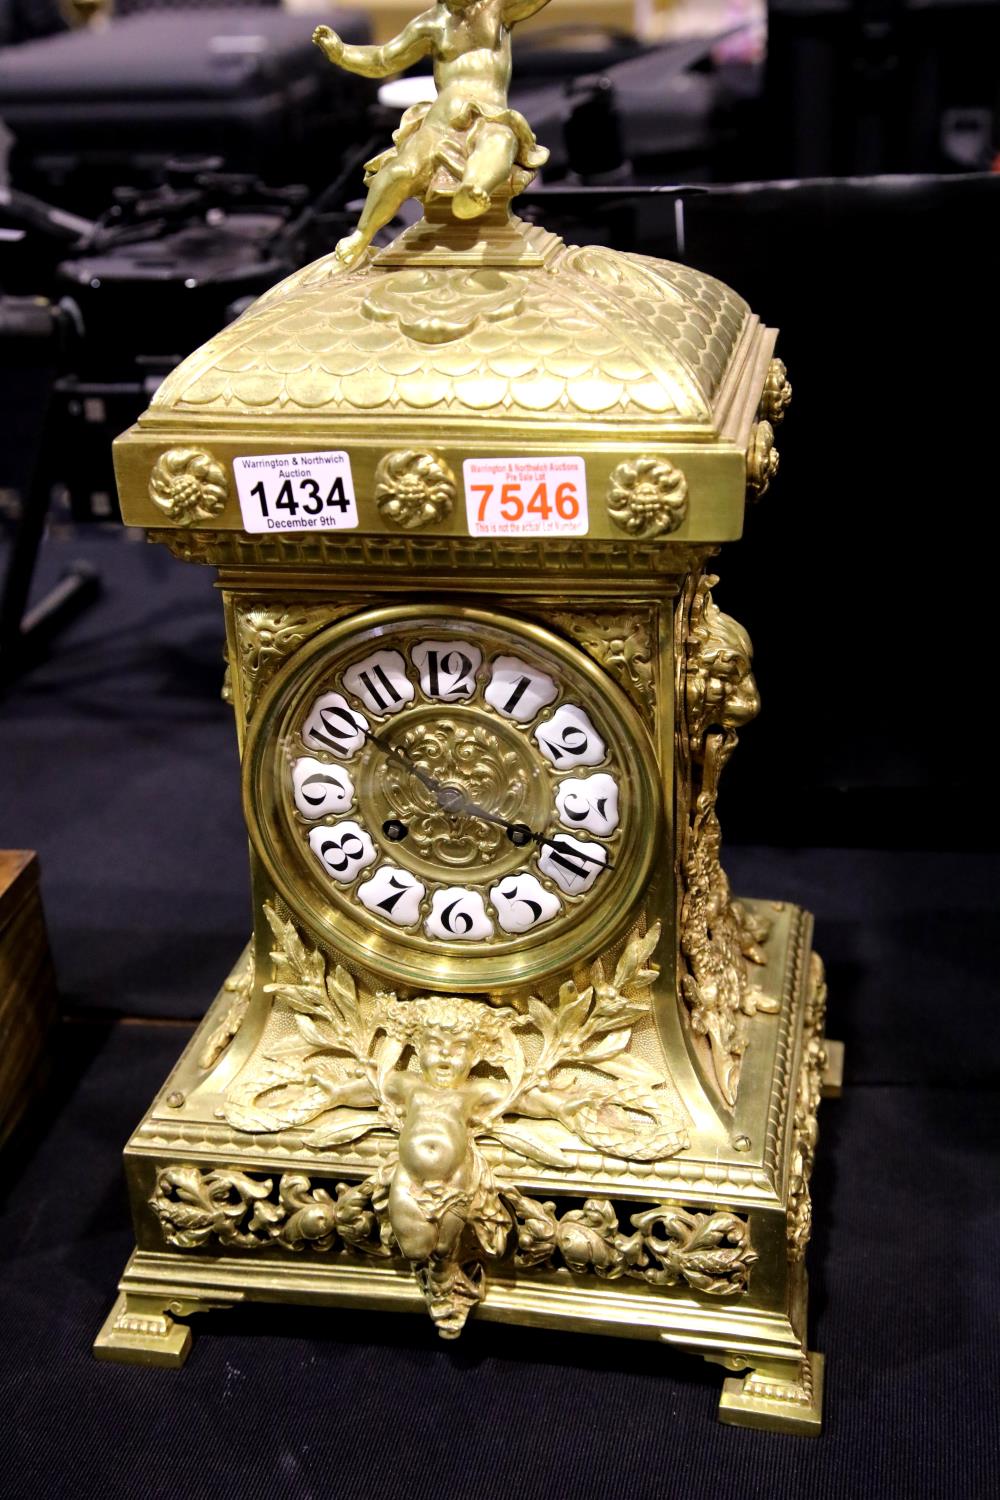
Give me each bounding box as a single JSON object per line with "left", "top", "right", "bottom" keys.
{"left": 245, "top": 605, "right": 661, "bottom": 992}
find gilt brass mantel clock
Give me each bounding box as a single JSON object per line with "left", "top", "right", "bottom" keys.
{"left": 94, "top": 0, "right": 841, "bottom": 1436}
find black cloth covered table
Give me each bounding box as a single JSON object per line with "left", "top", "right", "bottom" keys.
{"left": 0, "top": 529, "right": 996, "bottom": 1498}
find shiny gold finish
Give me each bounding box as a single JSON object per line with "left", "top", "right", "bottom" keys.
{"left": 99, "top": 15, "right": 836, "bottom": 1434}
{"left": 719, "top": 1351, "right": 823, "bottom": 1436}
{"left": 787, "top": 955, "right": 828, "bottom": 1262}
{"left": 312, "top": 0, "right": 553, "bottom": 267}
{"left": 607, "top": 455, "right": 688, "bottom": 538}
{"left": 510, "top": 1194, "right": 757, "bottom": 1294}
{"left": 147, "top": 1165, "right": 757, "bottom": 1304}
{"left": 374, "top": 449, "right": 456, "bottom": 529}
{"left": 148, "top": 447, "right": 228, "bottom": 524}
{"left": 760, "top": 358, "right": 793, "bottom": 425}
{"left": 93, "top": 1291, "right": 228, "bottom": 1369}
{"left": 219, "top": 911, "right": 688, "bottom": 1334}
{"left": 243, "top": 605, "right": 663, "bottom": 993}
{"left": 233, "top": 604, "right": 346, "bottom": 718}
{"left": 197, "top": 946, "right": 254, "bottom": 1072}
{"left": 679, "top": 575, "right": 777, "bottom": 1107}
{"left": 822, "top": 1038, "right": 845, "bottom": 1098}
{"left": 746, "top": 420, "right": 780, "bottom": 499}
{"left": 544, "top": 608, "right": 656, "bottom": 725}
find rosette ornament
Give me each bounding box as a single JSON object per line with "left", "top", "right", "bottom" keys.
{"left": 606, "top": 455, "right": 689, "bottom": 539}
{"left": 149, "top": 447, "right": 228, "bottom": 524}
{"left": 746, "top": 421, "right": 780, "bottom": 500}
{"left": 374, "top": 449, "right": 456, "bottom": 530}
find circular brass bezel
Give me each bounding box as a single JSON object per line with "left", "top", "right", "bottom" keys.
{"left": 243, "top": 603, "right": 662, "bottom": 993}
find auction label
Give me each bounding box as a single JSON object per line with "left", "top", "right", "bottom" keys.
{"left": 234, "top": 451, "right": 358, "bottom": 534}
{"left": 463, "top": 456, "right": 588, "bottom": 537}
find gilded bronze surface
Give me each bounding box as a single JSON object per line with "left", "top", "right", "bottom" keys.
{"left": 313, "top": 0, "right": 553, "bottom": 268}
{"left": 243, "top": 605, "right": 662, "bottom": 993}
{"left": 96, "top": 8, "right": 837, "bottom": 1436}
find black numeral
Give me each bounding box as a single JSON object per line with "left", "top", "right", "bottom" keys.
{"left": 326, "top": 476, "right": 349, "bottom": 513}
{"left": 376, "top": 876, "right": 412, "bottom": 914}
{"left": 539, "top": 724, "right": 589, "bottom": 762}
{"left": 319, "top": 830, "right": 365, "bottom": 874}
{"left": 563, "top": 794, "right": 608, "bottom": 823}
{"left": 500, "top": 884, "right": 542, "bottom": 922}
{"left": 309, "top": 704, "right": 361, "bottom": 751}
{"left": 275, "top": 480, "right": 298, "bottom": 516}
{"left": 502, "top": 674, "right": 532, "bottom": 714}
{"left": 440, "top": 899, "right": 473, "bottom": 935}
{"left": 300, "top": 772, "right": 345, "bottom": 808}
{"left": 547, "top": 841, "right": 604, "bottom": 885}
{"left": 358, "top": 665, "right": 403, "bottom": 712}
{"left": 300, "top": 477, "right": 323, "bottom": 516}
{"left": 424, "top": 649, "right": 474, "bottom": 699}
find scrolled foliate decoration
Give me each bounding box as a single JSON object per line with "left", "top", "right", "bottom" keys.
{"left": 223, "top": 905, "right": 690, "bottom": 1337}
{"left": 680, "top": 575, "right": 775, "bottom": 1108}
{"left": 149, "top": 447, "right": 228, "bottom": 524}
{"left": 234, "top": 603, "right": 338, "bottom": 716}
{"left": 375, "top": 449, "right": 456, "bottom": 530}
{"left": 607, "top": 455, "right": 689, "bottom": 539}
{"left": 509, "top": 1192, "right": 757, "bottom": 1296}
{"left": 382, "top": 718, "right": 530, "bottom": 864}
{"left": 787, "top": 953, "right": 829, "bottom": 1262}
{"left": 150, "top": 1169, "right": 756, "bottom": 1305}
{"left": 746, "top": 421, "right": 780, "bottom": 499}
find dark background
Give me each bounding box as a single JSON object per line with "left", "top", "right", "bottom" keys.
{"left": 2, "top": 11, "right": 1000, "bottom": 1495}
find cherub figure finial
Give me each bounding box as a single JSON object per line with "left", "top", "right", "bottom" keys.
{"left": 313, "top": 0, "right": 553, "bottom": 268}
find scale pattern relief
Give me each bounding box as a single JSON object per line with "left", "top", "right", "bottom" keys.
{"left": 151, "top": 246, "right": 748, "bottom": 425}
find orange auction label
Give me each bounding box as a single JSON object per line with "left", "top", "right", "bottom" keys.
{"left": 463, "top": 456, "right": 588, "bottom": 537}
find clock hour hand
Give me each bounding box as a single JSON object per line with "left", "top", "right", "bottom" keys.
{"left": 525, "top": 828, "right": 614, "bottom": 873}
{"left": 361, "top": 724, "right": 443, "bottom": 796}
{"left": 361, "top": 726, "right": 612, "bottom": 873}
{"left": 433, "top": 786, "right": 614, "bottom": 873}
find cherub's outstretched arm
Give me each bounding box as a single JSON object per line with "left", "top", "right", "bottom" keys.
{"left": 313, "top": 16, "right": 434, "bottom": 79}
{"left": 501, "top": 0, "right": 554, "bottom": 24}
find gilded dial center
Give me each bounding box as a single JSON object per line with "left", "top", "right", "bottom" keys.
{"left": 369, "top": 705, "right": 546, "bottom": 876}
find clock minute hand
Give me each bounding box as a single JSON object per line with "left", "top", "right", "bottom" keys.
{"left": 361, "top": 724, "right": 443, "bottom": 796}
{"left": 532, "top": 829, "right": 614, "bottom": 874}
{"left": 430, "top": 784, "right": 614, "bottom": 874}
{"left": 361, "top": 727, "right": 612, "bottom": 874}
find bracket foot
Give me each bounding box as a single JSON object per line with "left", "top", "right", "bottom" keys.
{"left": 93, "top": 1290, "right": 226, "bottom": 1368}
{"left": 717, "top": 1351, "right": 824, "bottom": 1436}
{"left": 821, "top": 1039, "right": 844, "bottom": 1098}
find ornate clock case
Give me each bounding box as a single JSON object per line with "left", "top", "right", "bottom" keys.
{"left": 94, "top": 28, "right": 840, "bottom": 1435}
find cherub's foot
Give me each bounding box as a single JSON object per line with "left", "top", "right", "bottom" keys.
{"left": 452, "top": 184, "right": 491, "bottom": 221}
{"left": 334, "top": 231, "right": 368, "bottom": 269}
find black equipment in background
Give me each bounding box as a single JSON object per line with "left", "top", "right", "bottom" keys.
{"left": 0, "top": 8, "right": 375, "bottom": 213}
{"left": 0, "top": 163, "right": 324, "bottom": 528}
{"left": 765, "top": 0, "right": 1000, "bottom": 176}
{"left": 0, "top": 293, "right": 99, "bottom": 684}
{"left": 511, "top": 30, "right": 761, "bottom": 185}
{"left": 0, "top": 161, "right": 328, "bottom": 681}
